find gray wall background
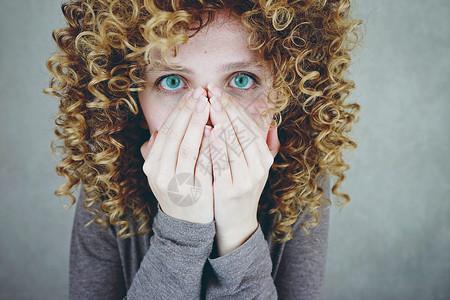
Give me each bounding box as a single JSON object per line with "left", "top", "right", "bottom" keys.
{"left": 1, "top": 0, "right": 449, "bottom": 299}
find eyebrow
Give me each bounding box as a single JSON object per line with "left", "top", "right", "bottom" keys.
{"left": 146, "top": 61, "right": 264, "bottom": 75}
{"left": 220, "top": 61, "right": 264, "bottom": 72}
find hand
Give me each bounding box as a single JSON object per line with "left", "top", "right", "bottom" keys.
{"left": 140, "top": 88, "right": 214, "bottom": 224}
{"left": 207, "top": 85, "right": 280, "bottom": 256}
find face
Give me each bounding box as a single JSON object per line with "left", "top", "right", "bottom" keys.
{"left": 138, "top": 10, "right": 274, "bottom": 140}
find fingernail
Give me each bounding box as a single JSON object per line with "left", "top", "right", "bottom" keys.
{"left": 214, "top": 123, "right": 223, "bottom": 137}
{"left": 207, "top": 83, "right": 222, "bottom": 97}
{"left": 204, "top": 125, "right": 211, "bottom": 137}
{"left": 210, "top": 96, "right": 223, "bottom": 112}
{"left": 193, "top": 87, "right": 204, "bottom": 99}
{"left": 196, "top": 96, "right": 208, "bottom": 113}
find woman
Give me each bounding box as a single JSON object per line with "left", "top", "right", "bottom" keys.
{"left": 44, "top": 0, "right": 361, "bottom": 299}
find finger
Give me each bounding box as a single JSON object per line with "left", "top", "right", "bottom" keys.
{"left": 147, "top": 89, "right": 192, "bottom": 163}
{"left": 209, "top": 124, "right": 232, "bottom": 188}
{"left": 176, "top": 98, "right": 210, "bottom": 175}
{"left": 207, "top": 88, "right": 249, "bottom": 182}
{"left": 140, "top": 131, "right": 158, "bottom": 159}
{"left": 221, "top": 118, "right": 249, "bottom": 184}
{"left": 208, "top": 84, "right": 262, "bottom": 168}
{"left": 195, "top": 125, "right": 213, "bottom": 189}
{"left": 160, "top": 87, "right": 208, "bottom": 173}
{"left": 220, "top": 92, "right": 274, "bottom": 165}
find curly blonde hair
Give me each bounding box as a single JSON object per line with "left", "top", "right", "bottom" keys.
{"left": 44, "top": 0, "right": 362, "bottom": 243}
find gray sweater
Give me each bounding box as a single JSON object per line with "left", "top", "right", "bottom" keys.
{"left": 69, "top": 177, "right": 330, "bottom": 299}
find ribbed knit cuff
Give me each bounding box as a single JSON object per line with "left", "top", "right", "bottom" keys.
{"left": 151, "top": 204, "right": 216, "bottom": 258}
{"left": 207, "top": 224, "right": 272, "bottom": 282}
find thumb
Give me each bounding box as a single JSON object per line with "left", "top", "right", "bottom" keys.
{"left": 266, "top": 127, "right": 280, "bottom": 159}
{"left": 140, "top": 131, "right": 158, "bottom": 159}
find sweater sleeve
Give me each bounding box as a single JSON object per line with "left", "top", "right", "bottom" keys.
{"left": 204, "top": 176, "right": 332, "bottom": 300}
{"left": 126, "top": 204, "right": 216, "bottom": 299}
{"left": 204, "top": 224, "right": 277, "bottom": 299}
{"left": 69, "top": 189, "right": 216, "bottom": 300}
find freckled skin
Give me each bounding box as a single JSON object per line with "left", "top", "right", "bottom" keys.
{"left": 138, "top": 11, "right": 274, "bottom": 140}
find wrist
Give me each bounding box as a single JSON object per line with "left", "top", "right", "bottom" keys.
{"left": 215, "top": 221, "right": 259, "bottom": 257}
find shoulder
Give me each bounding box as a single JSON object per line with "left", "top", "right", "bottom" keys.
{"left": 317, "top": 173, "right": 332, "bottom": 202}
{"left": 295, "top": 174, "right": 332, "bottom": 234}
{"left": 71, "top": 188, "right": 121, "bottom": 246}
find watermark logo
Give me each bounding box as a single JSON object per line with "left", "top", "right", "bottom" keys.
{"left": 217, "top": 116, "right": 259, "bottom": 155}
{"left": 167, "top": 173, "right": 202, "bottom": 207}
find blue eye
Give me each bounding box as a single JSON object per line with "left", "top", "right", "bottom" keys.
{"left": 229, "top": 73, "right": 254, "bottom": 89}
{"left": 159, "top": 75, "right": 185, "bottom": 91}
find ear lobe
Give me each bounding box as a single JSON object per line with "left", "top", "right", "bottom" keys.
{"left": 266, "top": 126, "right": 280, "bottom": 158}
{"left": 140, "top": 131, "right": 158, "bottom": 159}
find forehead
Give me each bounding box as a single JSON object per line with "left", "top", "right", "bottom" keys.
{"left": 143, "top": 10, "right": 273, "bottom": 80}
{"left": 180, "top": 12, "right": 247, "bottom": 51}
{"left": 168, "top": 11, "right": 264, "bottom": 68}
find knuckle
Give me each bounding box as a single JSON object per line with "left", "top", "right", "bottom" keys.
{"left": 267, "top": 156, "right": 274, "bottom": 168}
{"left": 167, "top": 128, "right": 178, "bottom": 142}
{"left": 159, "top": 123, "right": 170, "bottom": 135}
{"left": 265, "top": 151, "right": 274, "bottom": 167}
{"left": 179, "top": 143, "right": 193, "bottom": 160}
{"left": 185, "top": 97, "right": 197, "bottom": 110}
{"left": 142, "top": 161, "right": 150, "bottom": 175}
{"left": 233, "top": 181, "right": 251, "bottom": 197}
